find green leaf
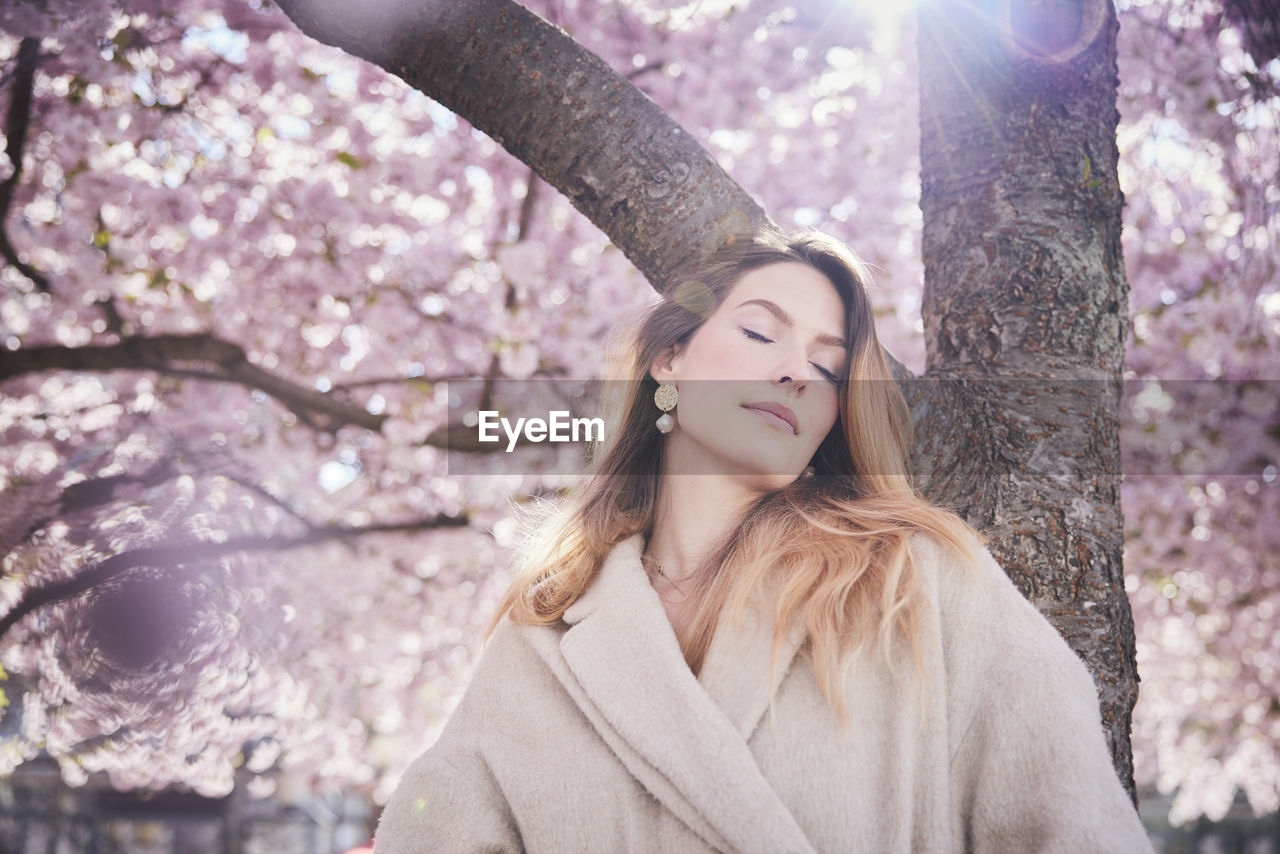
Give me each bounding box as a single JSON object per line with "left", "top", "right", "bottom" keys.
{"left": 68, "top": 75, "right": 88, "bottom": 106}
{"left": 1081, "top": 154, "right": 1092, "bottom": 182}
{"left": 336, "top": 152, "right": 362, "bottom": 169}
{"left": 65, "top": 159, "right": 90, "bottom": 182}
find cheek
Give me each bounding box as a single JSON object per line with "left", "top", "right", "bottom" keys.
{"left": 685, "top": 327, "right": 754, "bottom": 379}
{"left": 812, "top": 389, "right": 841, "bottom": 437}
{"left": 682, "top": 383, "right": 738, "bottom": 426}
{"left": 703, "top": 340, "right": 744, "bottom": 376}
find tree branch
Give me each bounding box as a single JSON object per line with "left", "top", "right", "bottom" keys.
{"left": 56, "top": 458, "right": 179, "bottom": 513}
{"left": 267, "top": 0, "right": 917, "bottom": 404}
{"left": 2, "top": 333, "right": 584, "bottom": 453}
{"left": 271, "top": 0, "right": 773, "bottom": 289}
{"left": 219, "top": 472, "right": 316, "bottom": 529}
{"left": 19, "top": 459, "right": 317, "bottom": 546}
{"left": 0, "top": 333, "right": 388, "bottom": 432}
{"left": 0, "top": 514, "right": 471, "bottom": 641}
{"left": 0, "top": 37, "right": 50, "bottom": 292}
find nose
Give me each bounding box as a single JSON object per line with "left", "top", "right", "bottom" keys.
{"left": 772, "top": 343, "right": 815, "bottom": 390}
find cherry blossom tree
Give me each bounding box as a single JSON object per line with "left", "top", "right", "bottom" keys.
{"left": 0, "top": 0, "right": 1275, "bottom": 825}
{"left": 1115, "top": 0, "right": 1280, "bottom": 824}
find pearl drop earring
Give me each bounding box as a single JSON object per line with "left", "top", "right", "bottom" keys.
{"left": 654, "top": 383, "right": 678, "bottom": 434}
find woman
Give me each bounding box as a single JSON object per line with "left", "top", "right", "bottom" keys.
{"left": 374, "top": 229, "right": 1154, "bottom": 853}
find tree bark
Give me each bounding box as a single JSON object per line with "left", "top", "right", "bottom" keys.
{"left": 0, "top": 37, "right": 50, "bottom": 291}
{"left": 272, "top": 0, "right": 772, "bottom": 287}
{"left": 917, "top": 0, "right": 1138, "bottom": 801}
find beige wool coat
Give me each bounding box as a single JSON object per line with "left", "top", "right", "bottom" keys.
{"left": 374, "top": 532, "right": 1154, "bottom": 853}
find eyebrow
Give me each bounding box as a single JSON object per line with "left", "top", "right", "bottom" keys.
{"left": 733, "top": 298, "right": 847, "bottom": 349}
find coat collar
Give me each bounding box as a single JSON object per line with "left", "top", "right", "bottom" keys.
{"left": 549, "top": 533, "right": 814, "bottom": 854}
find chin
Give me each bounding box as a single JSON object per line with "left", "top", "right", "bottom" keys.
{"left": 720, "top": 444, "right": 807, "bottom": 482}
{"left": 762, "top": 474, "right": 803, "bottom": 493}
{"left": 730, "top": 466, "right": 806, "bottom": 495}
{"left": 672, "top": 428, "right": 809, "bottom": 484}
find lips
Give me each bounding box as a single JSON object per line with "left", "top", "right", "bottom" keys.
{"left": 742, "top": 401, "right": 798, "bottom": 435}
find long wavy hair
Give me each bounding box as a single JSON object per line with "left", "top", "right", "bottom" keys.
{"left": 486, "top": 227, "right": 984, "bottom": 730}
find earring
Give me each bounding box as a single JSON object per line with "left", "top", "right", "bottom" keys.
{"left": 802, "top": 465, "right": 815, "bottom": 478}
{"left": 654, "top": 383, "right": 678, "bottom": 434}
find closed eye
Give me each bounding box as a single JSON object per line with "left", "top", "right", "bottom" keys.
{"left": 743, "top": 328, "right": 841, "bottom": 383}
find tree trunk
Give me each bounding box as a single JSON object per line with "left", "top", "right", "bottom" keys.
{"left": 272, "top": 0, "right": 772, "bottom": 287}
{"left": 917, "top": 0, "right": 1139, "bottom": 800}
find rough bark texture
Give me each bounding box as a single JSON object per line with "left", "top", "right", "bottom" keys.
{"left": 917, "top": 0, "right": 1139, "bottom": 801}
{"left": 272, "top": 0, "right": 772, "bottom": 288}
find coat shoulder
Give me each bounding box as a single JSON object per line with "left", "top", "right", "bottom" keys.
{"left": 906, "top": 530, "right": 1097, "bottom": 697}
{"left": 451, "top": 615, "right": 564, "bottom": 707}
{"left": 906, "top": 533, "right": 1152, "bottom": 851}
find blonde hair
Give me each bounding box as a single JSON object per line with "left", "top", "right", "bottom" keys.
{"left": 487, "top": 228, "right": 984, "bottom": 730}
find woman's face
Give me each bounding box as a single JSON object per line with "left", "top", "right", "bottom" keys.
{"left": 650, "top": 261, "right": 848, "bottom": 492}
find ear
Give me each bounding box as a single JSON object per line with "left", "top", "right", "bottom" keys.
{"left": 648, "top": 342, "right": 686, "bottom": 384}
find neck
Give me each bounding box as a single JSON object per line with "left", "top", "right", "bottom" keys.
{"left": 646, "top": 470, "right": 760, "bottom": 585}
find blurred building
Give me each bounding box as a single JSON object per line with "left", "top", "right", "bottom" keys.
{"left": 0, "top": 757, "right": 374, "bottom": 854}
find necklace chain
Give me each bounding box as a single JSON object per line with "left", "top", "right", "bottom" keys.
{"left": 642, "top": 550, "right": 686, "bottom": 594}
{"left": 641, "top": 550, "right": 666, "bottom": 576}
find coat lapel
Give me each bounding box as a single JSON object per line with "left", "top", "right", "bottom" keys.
{"left": 543, "top": 534, "right": 815, "bottom": 854}
{"left": 696, "top": 566, "right": 808, "bottom": 743}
